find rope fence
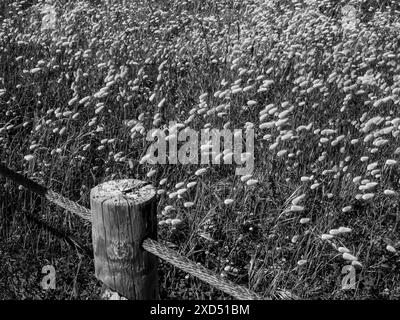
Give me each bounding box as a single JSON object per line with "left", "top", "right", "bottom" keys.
{"left": 0, "top": 162, "right": 298, "bottom": 300}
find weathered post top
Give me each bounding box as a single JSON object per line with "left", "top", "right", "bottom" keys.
{"left": 90, "top": 179, "right": 158, "bottom": 300}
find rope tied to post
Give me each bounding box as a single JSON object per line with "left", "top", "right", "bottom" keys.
{"left": 0, "top": 162, "right": 298, "bottom": 300}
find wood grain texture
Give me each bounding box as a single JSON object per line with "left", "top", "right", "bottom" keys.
{"left": 91, "top": 179, "right": 158, "bottom": 299}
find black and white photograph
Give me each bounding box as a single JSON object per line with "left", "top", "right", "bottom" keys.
{"left": 1, "top": 0, "right": 400, "bottom": 314}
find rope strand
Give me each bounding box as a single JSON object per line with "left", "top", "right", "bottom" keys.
{"left": 143, "top": 238, "right": 264, "bottom": 300}
{"left": 0, "top": 163, "right": 47, "bottom": 196}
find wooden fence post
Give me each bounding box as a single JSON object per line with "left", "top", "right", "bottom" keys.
{"left": 90, "top": 179, "right": 158, "bottom": 299}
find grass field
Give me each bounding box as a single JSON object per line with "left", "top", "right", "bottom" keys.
{"left": 1, "top": 0, "right": 400, "bottom": 300}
